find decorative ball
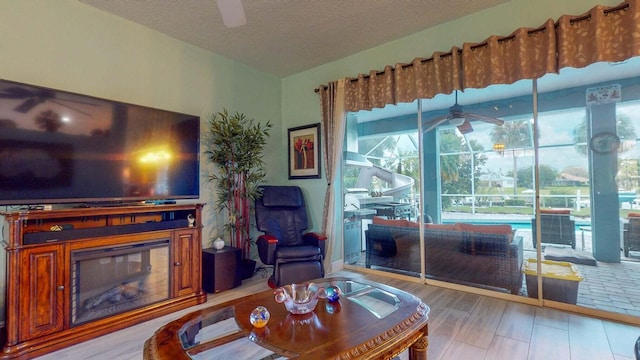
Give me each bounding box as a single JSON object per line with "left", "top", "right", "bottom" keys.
{"left": 249, "top": 306, "right": 270, "bottom": 328}
{"left": 325, "top": 285, "right": 341, "bottom": 302}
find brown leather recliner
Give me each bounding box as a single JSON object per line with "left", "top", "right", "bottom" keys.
{"left": 254, "top": 185, "right": 326, "bottom": 288}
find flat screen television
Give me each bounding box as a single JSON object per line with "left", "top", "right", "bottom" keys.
{"left": 0, "top": 79, "right": 200, "bottom": 206}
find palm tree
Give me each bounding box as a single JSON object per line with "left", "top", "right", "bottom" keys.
{"left": 490, "top": 121, "right": 531, "bottom": 195}
{"left": 439, "top": 130, "right": 487, "bottom": 207}
{"left": 35, "top": 109, "right": 63, "bottom": 132}
{"left": 439, "top": 129, "right": 465, "bottom": 182}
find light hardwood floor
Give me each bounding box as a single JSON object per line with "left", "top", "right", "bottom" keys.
{"left": 35, "top": 269, "right": 640, "bottom": 360}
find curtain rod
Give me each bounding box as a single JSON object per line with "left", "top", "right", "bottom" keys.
{"left": 314, "top": 2, "right": 630, "bottom": 93}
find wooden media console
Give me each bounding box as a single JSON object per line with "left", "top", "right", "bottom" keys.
{"left": 0, "top": 203, "right": 207, "bottom": 359}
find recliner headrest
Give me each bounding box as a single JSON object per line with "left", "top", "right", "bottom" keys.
{"left": 261, "top": 186, "right": 303, "bottom": 207}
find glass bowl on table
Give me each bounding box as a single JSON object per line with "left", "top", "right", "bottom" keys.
{"left": 274, "top": 282, "right": 327, "bottom": 314}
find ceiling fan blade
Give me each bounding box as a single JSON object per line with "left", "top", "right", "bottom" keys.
{"left": 48, "top": 99, "right": 93, "bottom": 117}
{"left": 14, "top": 98, "right": 41, "bottom": 113}
{"left": 424, "top": 89, "right": 505, "bottom": 134}
{"left": 0, "top": 86, "right": 35, "bottom": 99}
{"left": 460, "top": 112, "right": 505, "bottom": 126}
{"left": 423, "top": 114, "right": 451, "bottom": 133}
{"left": 216, "top": 0, "right": 247, "bottom": 28}
{"left": 457, "top": 119, "right": 474, "bottom": 134}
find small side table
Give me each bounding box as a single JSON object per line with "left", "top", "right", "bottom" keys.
{"left": 202, "top": 246, "right": 242, "bottom": 293}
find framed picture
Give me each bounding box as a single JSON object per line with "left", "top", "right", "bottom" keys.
{"left": 288, "top": 123, "right": 321, "bottom": 179}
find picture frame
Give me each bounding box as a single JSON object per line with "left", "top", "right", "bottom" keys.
{"left": 288, "top": 123, "right": 321, "bottom": 179}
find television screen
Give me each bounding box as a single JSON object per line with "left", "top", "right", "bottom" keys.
{"left": 0, "top": 79, "right": 200, "bottom": 206}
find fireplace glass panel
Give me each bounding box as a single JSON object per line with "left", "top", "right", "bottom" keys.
{"left": 71, "top": 239, "right": 170, "bottom": 326}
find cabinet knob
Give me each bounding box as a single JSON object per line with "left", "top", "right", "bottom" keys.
{"left": 57, "top": 286, "right": 64, "bottom": 291}
{"left": 174, "top": 262, "right": 181, "bottom": 267}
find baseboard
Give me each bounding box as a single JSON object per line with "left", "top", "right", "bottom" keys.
{"left": 329, "top": 259, "right": 344, "bottom": 273}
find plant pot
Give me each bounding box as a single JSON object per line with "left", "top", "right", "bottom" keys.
{"left": 240, "top": 259, "right": 257, "bottom": 280}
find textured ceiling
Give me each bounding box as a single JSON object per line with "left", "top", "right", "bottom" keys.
{"left": 79, "top": 0, "right": 508, "bottom": 77}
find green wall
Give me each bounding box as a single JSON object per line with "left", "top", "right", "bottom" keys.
{"left": 0, "top": 0, "right": 283, "bottom": 239}
{"left": 281, "top": 0, "right": 622, "bottom": 267}
{"left": 0, "top": 0, "right": 282, "bottom": 323}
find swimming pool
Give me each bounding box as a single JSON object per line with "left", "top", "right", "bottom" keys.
{"left": 442, "top": 217, "right": 591, "bottom": 231}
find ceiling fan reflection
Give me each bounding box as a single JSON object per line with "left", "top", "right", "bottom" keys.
{"left": 423, "top": 90, "right": 504, "bottom": 134}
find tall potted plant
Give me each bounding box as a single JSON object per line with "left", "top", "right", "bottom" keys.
{"left": 204, "top": 109, "right": 272, "bottom": 278}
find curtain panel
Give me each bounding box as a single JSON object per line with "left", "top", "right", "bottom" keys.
{"left": 557, "top": 0, "right": 640, "bottom": 69}
{"left": 324, "top": 0, "right": 640, "bottom": 113}
{"left": 461, "top": 19, "right": 557, "bottom": 90}
{"left": 343, "top": 48, "right": 462, "bottom": 112}
{"left": 318, "top": 79, "right": 347, "bottom": 271}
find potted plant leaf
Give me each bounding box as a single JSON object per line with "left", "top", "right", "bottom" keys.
{"left": 204, "top": 109, "right": 272, "bottom": 279}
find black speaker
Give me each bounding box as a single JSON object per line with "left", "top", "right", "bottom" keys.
{"left": 24, "top": 219, "right": 189, "bottom": 244}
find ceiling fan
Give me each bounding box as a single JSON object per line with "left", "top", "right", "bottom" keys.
{"left": 423, "top": 90, "right": 504, "bottom": 134}
{"left": 216, "top": 0, "right": 247, "bottom": 28}
{"left": 0, "top": 86, "right": 96, "bottom": 116}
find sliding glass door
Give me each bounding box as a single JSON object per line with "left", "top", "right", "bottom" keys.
{"left": 343, "top": 56, "right": 640, "bottom": 320}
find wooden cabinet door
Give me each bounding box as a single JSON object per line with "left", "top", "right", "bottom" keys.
{"left": 172, "top": 229, "right": 200, "bottom": 297}
{"left": 19, "top": 244, "right": 65, "bottom": 341}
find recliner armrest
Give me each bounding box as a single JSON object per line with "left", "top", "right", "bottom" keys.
{"left": 303, "top": 232, "right": 327, "bottom": 258}
{"left": 257, "top": 234, "right": 278, "bottom": 265}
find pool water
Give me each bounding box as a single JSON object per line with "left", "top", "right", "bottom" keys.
{"left": 442, "top": 218, "right": 590, "bottom": 231}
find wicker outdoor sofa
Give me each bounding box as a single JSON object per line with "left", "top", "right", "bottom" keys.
{"left": 365, "top": 218, "right": 524, "bottom": 294}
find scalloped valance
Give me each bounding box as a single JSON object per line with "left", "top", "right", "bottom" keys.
{"left": 319, "top": 0, "right": 640, "bottom": 112}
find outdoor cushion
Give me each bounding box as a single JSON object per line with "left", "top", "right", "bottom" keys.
{"left": 372, "top": 216, "right": 408, "bottom": 227}
{"left": 424, "top": 223, "right": 457, "bottom": 230}
{"left": 543, "top": 246, "right": 597, "bottom": 266}
{"left": 456, "top": 223, "right": 512, "bottom": 236}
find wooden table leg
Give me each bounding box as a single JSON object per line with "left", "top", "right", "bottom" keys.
{"left": 409, "top": 327, "right": 428, "bottom": 360}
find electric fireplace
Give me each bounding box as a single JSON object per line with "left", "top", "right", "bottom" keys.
{"left": 71, "top": 239, "right": 170, "bottom": 326}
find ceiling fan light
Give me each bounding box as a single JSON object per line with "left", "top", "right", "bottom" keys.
{"left": 216, "top": 0, "right": 247, "bottom": 28}
{"left": 449, "top": 117, "right": 465, "bottom": 127}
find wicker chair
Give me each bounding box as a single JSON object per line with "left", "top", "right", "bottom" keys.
{"left": 623, "top": 216, "right": 640, "bottom": 257}
{"left": 531, "top": 210, "right": 576, "bottom": 249}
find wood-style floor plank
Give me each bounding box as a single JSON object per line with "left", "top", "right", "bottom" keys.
{"left": 568, "top": 314, "right": 615, "bottom": 360}
{"left": 534, "top": 306, "right": 569, "bottom": 330}
{"left": 455, "top": 297, "right": 507, "bottom": 348}
{"left": 495, "top": 302, "right": 536, "bottom": 343}
{"left": 32, "top": 269, "right": 640, "bottom": 360}
{"left": 604, "top": 320, "right": 640, "bottom": 359}
{"left": 528, "top": 323, "right": 571, "bottom": 360}
{"left": 484, "top": 336, "right": 529, "bottom": 360}
{"left": 439, "top": 340, "right": 486, "bottom": 360}
{"left": 427, "top": 307, "right": 472, "bottom": 359}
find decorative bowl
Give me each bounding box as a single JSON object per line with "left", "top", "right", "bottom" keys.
{"left": 274, "top": 282, "right": 327, "bottom": 314}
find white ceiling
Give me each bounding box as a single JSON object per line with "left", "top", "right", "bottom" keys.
{"left": 79, "top": 0, "right": 508, "bottom": 77}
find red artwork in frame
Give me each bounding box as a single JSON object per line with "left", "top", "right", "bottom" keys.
{"left": 288, "top": 123, "right": 321, "bottom": 179}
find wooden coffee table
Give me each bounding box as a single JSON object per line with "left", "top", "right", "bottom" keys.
{"left": 144, "top": 277, "right": 430, "bottom": 359}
